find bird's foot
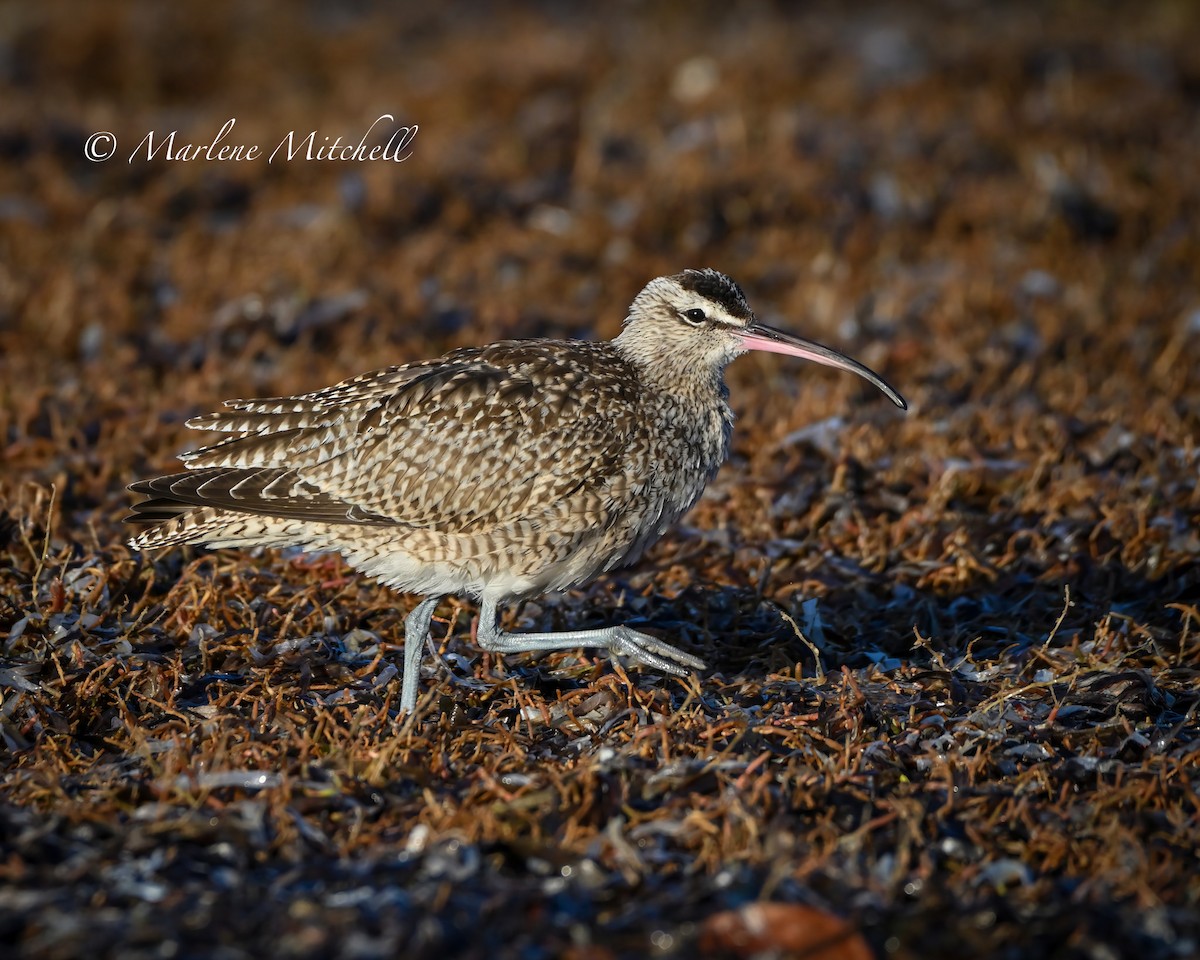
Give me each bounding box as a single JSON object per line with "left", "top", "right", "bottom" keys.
{"left": 602, "top": 625, "right": 707, "bottom": 676}
{"left": 475, "top": 619, "right": 706, "bottom": 676}
{"left": 399, "top": 596, "right": 442, "bottom": 714}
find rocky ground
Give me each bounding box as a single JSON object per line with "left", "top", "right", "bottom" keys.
{"left": 1, "top": 2, "right": 1198, "bottom": 958}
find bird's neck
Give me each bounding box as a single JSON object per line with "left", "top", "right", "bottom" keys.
{"left": 613, "top": 328, "right": 728, "bottom": 410}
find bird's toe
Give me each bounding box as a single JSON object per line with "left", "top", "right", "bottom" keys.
{"left": 609, "top": 626, "right": 706, "bottom": 674}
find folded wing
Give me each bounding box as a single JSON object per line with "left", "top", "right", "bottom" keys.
{"left": 128, "top": 342, "right": 641, "bottom": 536}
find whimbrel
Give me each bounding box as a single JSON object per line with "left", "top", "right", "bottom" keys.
{"left": 128, "top": 270, "right": 906, "bottom": 712}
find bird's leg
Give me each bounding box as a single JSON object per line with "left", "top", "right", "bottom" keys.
{"left": 400, "top": 596, "right": 442, "bottom": 713}
{"left": 475, "top": 596, "right": 706, "bottom": 677}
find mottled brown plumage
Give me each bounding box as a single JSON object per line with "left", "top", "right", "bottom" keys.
{"left": 129, "top": 269, "right": 905, "bottom": 712}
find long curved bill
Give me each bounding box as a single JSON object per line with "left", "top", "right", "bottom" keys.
{"left": 738, "top": 322, "right": 907, "bottom": 410}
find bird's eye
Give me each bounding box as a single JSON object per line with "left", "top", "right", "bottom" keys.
{"left": 682, "top": 308, "right": 706, "bottom": 325}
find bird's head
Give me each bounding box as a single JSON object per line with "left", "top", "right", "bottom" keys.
{"left": 615, "top": 268, "right": 907, "bottom": 409}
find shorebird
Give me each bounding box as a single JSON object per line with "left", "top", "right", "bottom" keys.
{"left": 128, "top": 270, "right": 905, "bottom": 713}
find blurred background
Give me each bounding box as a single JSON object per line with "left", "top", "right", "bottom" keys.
{"left": 2, "top": 2, "right": 1199, "bottom": 958}
{"left": 3, "top": 1, "right": 1196, "bottom": 514}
